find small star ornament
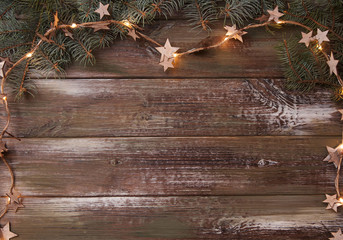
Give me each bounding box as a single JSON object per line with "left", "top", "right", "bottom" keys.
{"left": 95, "top": 2, "right": 110, "bottom": 19}
{"left": 127, "top": 28, "right": 140, "bottom": 41}
{"left": 0, "top": 61, "right": 5, "bottom": 77}
{"left": 0, "top": 222, "right": 17, "bottom": 240}
{"left": 159, "top": 57, "right": 175, "bottom": 72}
{"left": 298, "top": 31, "right": 313, "bottom": 47}
{"left": 339, "top": 109, "right": 343, "bottom": 120}
{"left": 6, "top": 189, "right": 22, "bottom": 204}
{"left": 155, "top": 39, "right": 179, "bottom": 62}
{"left": 323, "top": 194, "right": 341, "bottom": 212}
{"left": 323, "top": 146, "right": 342, "bottom": 168}
{"left": 53, "top": 12, "right": 59, "bottom": 28}
{"left": 267, "top": 6, "right": 284, "bottom": 22}
{"left": 330, "top": 228, "right": 343, "bottom": 240}
{"left": 224, "top": 24, "right": 247, "bottom": 43}
{"left": 88, "top": 22, "right": 110, "bottom": 32}
{"left": 327, "top": 52, "right": 339, "bottom": 76}
{"left": 315, "top": 28, "right": 329, "bottom": 44}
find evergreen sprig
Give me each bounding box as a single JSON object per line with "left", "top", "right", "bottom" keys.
{"left": 0, "top": 0, "right": 342, "bottom": 100}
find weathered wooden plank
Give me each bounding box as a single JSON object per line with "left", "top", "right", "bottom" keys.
{"left": 0, "top": 195, "right": 338, "bottom": 239}
{"left": 63, "top": 20, "right": 288, "bottom": 78}
{"left": 0, "top": 136, "right": 339, "bottom": 197}
{"left": 3, "top": 78, "right": 340, "bottom": 137}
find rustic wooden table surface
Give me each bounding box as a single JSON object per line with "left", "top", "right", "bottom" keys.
{"left": 0, "top": 19, "right": 342, "bottom": 239}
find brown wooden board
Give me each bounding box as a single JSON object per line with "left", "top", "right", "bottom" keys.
{"left": 62, "top": 21, "right": 289, "bottom": 78}
{"left": 0, "top": 195, "right": 339, "bottom": 239}
{"left": 3, "top": 78, "right": 340, "bottom": 137}
{"left": 0, "top": 136, "right": 339, "bottom": 197}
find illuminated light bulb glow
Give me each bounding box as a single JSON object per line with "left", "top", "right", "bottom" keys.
{"left": 123, "top": 20, "right": 131, "bottom": 27}
{"left": 26, "top": 52, "right": 33, "bottom": 58}
{"left": 71, "top": 23, "right": 77, "bottom": 28}
{"left": 317, "top": 44, "right": 323, "bottom": 50}
{"left": 340, "top": 198, "right": 343, "bottom": 204}
{"left": 173, "top": 53, "right": 178, "bottom": 58}
{"left": 224, "top": 37, "right": 229, "bottom": 41}
{"left": 277, "top": 20, "right": 284, "bottom": 24}
{"left": 2, "top": 96, "right": 7, "bottom": 101}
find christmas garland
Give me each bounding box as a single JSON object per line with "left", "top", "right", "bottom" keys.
{"left": 0, "top": 1, "right": 343, "bottom": 239}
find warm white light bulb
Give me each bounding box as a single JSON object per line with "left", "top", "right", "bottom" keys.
{"left": 71, "top": 23, "right": 77, "bottom": 28}
{"left": 173, "top": 53, "right": 178, "bottom": 58}
{"left": 2, "top": 96, "right": 6, "bottom": 101}
{"left": 26, "top": 52, "right": 33, "bottom": 58}
{"left": 123, "top": 20, "right": 131, "bottom": 27}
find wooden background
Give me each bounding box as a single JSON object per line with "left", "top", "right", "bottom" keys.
{"left": 1, "top": 19, "right": 342, "bottom": 239}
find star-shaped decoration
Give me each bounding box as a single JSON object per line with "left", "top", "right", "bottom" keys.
{"left": 323, "top": 146, "right": 342, "bottom": 168}
{"left": 339, "top": 109, "right": 343, "bottom": 120}
{"left": 62, "top": 28, "right": 73, "bottom": 39}
{"left": 267, "top": 6, "right": 284, "bottom": 22}
{"left": 323, "top": 194, "right": 341, "bottom": 212}
{"left": 159, "top": 57, "right": 174, "bottom": 72}
{"left": 88, "top": 22, "right": 110, "bottom": 32}
{"left": 224, "top": 24, "right": 247, "bottom": 43}
{"left": 0, "top": 222, "right": 17, "bottom": 240}
{"left": 298, "top": 31, "right": 313, "bottom": 47}
{"left": 0, "top": 61, "right": 5, "bottom": 78}
{"left": 255, "top": 14, "right": 269, "bottom": 23}
{"left": 331, "top": 228, "right": 343, "bottom": 240}
{"left": 95, "top": 2, "right": 110, "bottom": 19}
{"left": 127, "top": 28, "right": 140, "bottom": 41}
{"left": 6, "top": 189, "right": 22, "bottom": 204}
{"left": 53, "top": 11, "right": 59, "bottom": 28}
{"left": 0, "top": 140, "right": 8, "bottom": 153}
{"left": 315, "top": 28, "right": 330, "bottom": 44}
{"left": 155, "top": 39, "right": 179, "bottom": 62}
{"left": 7, "top": 201, "right": 24, "bottom": 213}
{"left": 327, "top": 52, "right": 339, "bottom": 76}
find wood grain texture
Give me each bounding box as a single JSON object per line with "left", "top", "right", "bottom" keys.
{"left": 63, "top": 20, "right": 288, "bottom": 78}
{"left": 0, "top": 195, "right": 338, "bottom": 239}
{"left": 3, "top": 78, "right": 340, "bottom": 137}
{"left": 0, "top": 136, "right": 339, "bottom": 197}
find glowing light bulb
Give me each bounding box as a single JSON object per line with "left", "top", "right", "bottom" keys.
{"left": 2, "top": 96, "right": 6, "bottom": 101}
{"left": 317, "top": 44, "right": 323, "bottom": 50}
{"left": 339, "top": 144, "right": 343, "bottom": 150}
{"left": 71, "top": 23, "right": 77, "bottom": 28}
{"left": 277, "top": 20, "right": 284, "bottom": 24}
{"left": 224, "top": 37, "right": 229, "bottom": 41}
{"left": 123, "top": 20, "right": 131, "bottom": 27}
{"left": 7, "top": 197, "right": 10, "bottom": 204}
{"left": 173, "top": 53, "right": 178, "bottom": 58}
{"left": 26, "top": 52, "right": 33, "bottom": 58}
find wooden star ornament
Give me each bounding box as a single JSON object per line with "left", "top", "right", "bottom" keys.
{"left": 0, "top": 222, "right": 17, "bottom": 240}
{"left": 339, "top": 109, "right": 343, "bottom": 120}
{"left": 53, "top": 11, "right": 59, "bottom": 28}
{"left": 159, "top": 57, "right": 174, "bottom": 72}
{"left": 324, "top": 146, "right": 342, "bottom": 168}
{"left": 323, "top": 194, "right": 341, "bottom": 212}
{"left": 315, "top": 28, "right": 329, "bottom": 44}
{"left": 224, "top": 24, "right": 247, "bottom": 43}
{"left": 298, "top": 31, "right": 313, "bottom": 47}
{"left": 88, "top": 22, "right": 110, "bottom": 32}
{"left": 155, "top": 39, "right": 179, "bottom": 62}
{"left": 267, "top": 6, "right": 284, "bottom": 22}
{"left": 6, "top": 189, "right": 22, "bottom": 204}
{"left": 0, "top": 61, "right": 5, "bottom": 77}
{"left": 95, "top": 2, "right": 110, "bottom": 19}
{"left": 127, "top": 28, "right": 140, "bottom": 41}
{"left": 331, "top": 228, "right": 343, "bottom": 240}
{"left": 327, "top": 52, "right": 339, "bottom": 76}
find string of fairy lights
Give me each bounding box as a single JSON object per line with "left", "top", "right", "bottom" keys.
{"left": 0, "top": 3, "right": 342, "bottom": 239}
